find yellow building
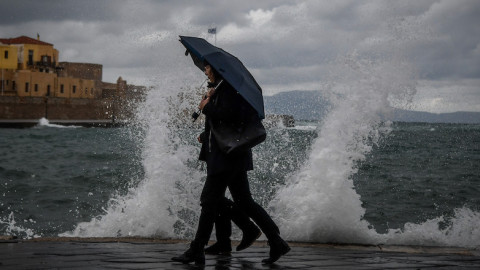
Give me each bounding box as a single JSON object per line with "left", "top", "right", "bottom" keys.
{"left": 0, "top": 43, "right": 18, "bottom": 95}
{"left": 0, "top": 36, "right": 97, "bottom": 98}
{"left": 0, "top": 44, "right": 18, "bottom": 69}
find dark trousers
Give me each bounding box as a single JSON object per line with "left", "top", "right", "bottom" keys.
{"left": 214, "top": 197, "right": 259, "bottom": 242}
{"left": 194, "top": 169, "right": 280, "bottom": 246}
{"left": 214, "top": 198, "right": 237, "bottom": 242}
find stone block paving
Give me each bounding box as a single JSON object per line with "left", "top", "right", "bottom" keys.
{"left": 1, "top": 238, "right": 479, "bottom": 269}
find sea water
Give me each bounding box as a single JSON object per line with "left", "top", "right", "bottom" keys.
{"left": 1, "top": 116, "right": 479, "bottom": 247}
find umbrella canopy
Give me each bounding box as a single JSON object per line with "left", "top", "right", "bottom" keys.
{"left": 179, "top": 35, "right": 265, "bottom": 119}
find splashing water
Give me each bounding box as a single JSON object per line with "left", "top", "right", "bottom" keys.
{"left": 384, "top": 207, "right": 480, "bottom": 247}
{"left": 270, "top": 53, "right": 412, "bottom": 244}
{"left": 270, "top": 53, "right": 480, "bottom": 248}
{"left": 61, "top": 72, "right": 206, "bottom": 237}
{"left": 61, "top": 25, "right": 480, "bottom": 248}
{"left": 0, "top": 212, "right": 39, "bottom": 239}
{"left": 37, "top": 118, "right": 81, "bottom": 129}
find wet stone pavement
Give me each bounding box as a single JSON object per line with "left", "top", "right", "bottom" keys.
{"left": 1, "top": 237, "right": 480, "bottom": 269}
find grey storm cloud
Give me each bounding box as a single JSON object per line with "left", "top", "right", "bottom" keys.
{"left": 1, "top": 0, "right": 479, "bottom": 112}
{"left": 0, "top": 0, "right": 114, "bottom": 24}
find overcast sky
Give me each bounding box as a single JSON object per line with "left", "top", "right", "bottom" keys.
{"left": 1, "top": 0, "right": 479, "bottom": 113}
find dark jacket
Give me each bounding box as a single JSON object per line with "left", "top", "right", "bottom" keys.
{"left": 199, "top": 80, "right": 254, "bottom": 176}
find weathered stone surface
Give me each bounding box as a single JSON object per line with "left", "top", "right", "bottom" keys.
{"left": 0, "top": 238, "right": 479, "bottom": 269}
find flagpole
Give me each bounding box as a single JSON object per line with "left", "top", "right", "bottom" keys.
{"left": 208, "top": 27, "right": 217, "bottom": 45}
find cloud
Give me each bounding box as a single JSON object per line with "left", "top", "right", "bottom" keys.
{"left": 0, "top": 0, "right": 114, "bottom": 24}
{"left": 1, "top": 0, "right": 479, "bottom": 113}
{"left": 411, "top": 79, "right": 480, "bottom": 113}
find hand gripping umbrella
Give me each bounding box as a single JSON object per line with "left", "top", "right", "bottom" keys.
{"left": 179, "top": 36, "right": 265, "bottom": 119}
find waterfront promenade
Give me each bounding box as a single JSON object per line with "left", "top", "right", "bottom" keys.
{"left": 1, "top": 237, "right": 479, "bottom": 269}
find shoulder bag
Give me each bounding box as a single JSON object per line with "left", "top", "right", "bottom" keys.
{"left": 210, "top": 114, "right": 266, "bottom": 154}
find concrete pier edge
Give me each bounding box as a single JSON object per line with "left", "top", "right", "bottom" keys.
{"left": 2, "top": 236, "right": 480, "bottom": 269}
{"left": 1, "top": 236, "right": 478, "bottom": 256}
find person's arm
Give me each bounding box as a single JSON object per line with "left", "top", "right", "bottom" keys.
{"left": 198, "top": 131, "right": 206, "bottom": 143}
{"left": 202, "top": 84, "right": 247, "bottom": 123}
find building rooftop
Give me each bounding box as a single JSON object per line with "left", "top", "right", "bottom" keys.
{"left": 0, "top": 35, "right": 53, "bottom": 46}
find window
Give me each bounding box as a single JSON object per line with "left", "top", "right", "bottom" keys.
{"left": 12, "top": 81, "right": 16, "bottom": 90}
{"left": 4, "top": 50, "right": 8, "bottom": 59}
{"left": 60, "top": 84, "right": 64, "bottom": 94}
{"left": 72, "top": 85, "right": 76, "bottom": 94}
{"left": 91, "top": 88, "right": 94, "bottom": 95}
{"left": 85, "top": 88, "right": 88, "bottom": 95}
{"left": 28, "top": 50, "right": 34, "bottom": 65}
{"left": 47, "top": 85, "right": 51, "bottom": 96}
{"left": 25, "top": 82, "right": 29, "bottom": 92}
{"left": 34, "top": 84, "right": 38, "bottom": 92}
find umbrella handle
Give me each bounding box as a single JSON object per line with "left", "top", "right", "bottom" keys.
{"left": 209, "top": 79, "right": 223, "bottom": 93}
{"left": 192, "top": 80, "right": 224, "bottom": 122}
{"left": 215, "top": 80, "right": 224, "bottom": 89}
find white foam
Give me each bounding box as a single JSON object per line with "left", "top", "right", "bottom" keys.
{"left": 0, "top": 212, "right": 39, "bottom": 239}
{"left": 291, "top": 125, "right": 317, "bottom": 131}
{"left": 270, "top": 53, "right": 404, "bottom": 245}
{"left": 269, "top": 53, "right": 480, "bottom": 248}
{"left": 37, "top": 118, "right": 80, "bottom": 129}
{"left": 62, "top": 72, "right": 206, "bottom": 238}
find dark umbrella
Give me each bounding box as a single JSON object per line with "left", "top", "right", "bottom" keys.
{"left": 179, "top": 35, "right": 265, "bottom": 119}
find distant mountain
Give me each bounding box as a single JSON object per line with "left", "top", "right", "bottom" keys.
{"left": 264, "top": 90, "right": 480, "bottom": 123}
{"left": 390, "top": 109, "right": 480, "bottom": 124}
{"left": 264, "top": 90, "right": 330, "bottom": 121}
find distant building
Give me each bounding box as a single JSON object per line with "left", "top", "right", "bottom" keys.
{"left": 0, "top": 36, "right": 99, "bottom": 98}
{"left": 0, "top": 36, "right": 146, "bottom": 126}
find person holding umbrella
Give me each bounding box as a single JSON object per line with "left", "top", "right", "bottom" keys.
{"left": 172, "top": 36, "right": 290, "bottom": 266}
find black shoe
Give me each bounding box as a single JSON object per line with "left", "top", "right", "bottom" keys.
{"left": 236, "top": 226, "right": 261, "bottom": 251}
{"left": 171, "top": 241, "right": 205, "bottom": 265}
{"left": 261, "top": 237, "right": 290, "bottom": 264}
{"left": 205, "top": 241, "right": 232, "bottom": 255}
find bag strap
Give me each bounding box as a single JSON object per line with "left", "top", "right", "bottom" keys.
{"left": 212, "top": 79, "right": 223, "bottom": 105}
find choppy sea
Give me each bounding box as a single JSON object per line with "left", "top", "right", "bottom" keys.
{"left": 1, "top": 118, "right": 479, "bottom": 248}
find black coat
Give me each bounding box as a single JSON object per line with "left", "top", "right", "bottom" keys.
{"left": 199, "top": 80, "right": 254, "bottom": 176}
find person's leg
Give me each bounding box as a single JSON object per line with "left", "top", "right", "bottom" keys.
{"left": 229, "top": 199, "right": 262, "bottom": 251}
{"left": 215, "top": 198, "right": 234, "bottom": 242}
{"left": 194, "top": 172, "right": 230, "bottom": 245}
{"left": 205, "top": 197, "right": 233, "bottom": 254}
{"left": 228, "top": 171, "right": 279, "bottom": 236}
{"left": 205, "top": 197, "right": 261, "bottom": 254}
{"left": 228, "top": 170, "right": 290, "bottom": 263}
{"left": 172, "top": 173, "right": 228, "bottom": 265}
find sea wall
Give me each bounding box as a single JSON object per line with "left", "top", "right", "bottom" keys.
{"left": 0, "top": 96, "right": 113, "bottom": 121}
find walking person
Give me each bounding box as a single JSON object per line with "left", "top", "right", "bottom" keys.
{"left": 171, "top": 63, "right": 290, "bottom": 266}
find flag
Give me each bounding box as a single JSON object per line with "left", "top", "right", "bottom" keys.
{"left": 208, "top": 28, "right": 216, "bottom": 34}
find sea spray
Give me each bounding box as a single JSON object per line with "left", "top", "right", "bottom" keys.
{"left": 0, "top": 212, "right": 39, "bottom": 239}
{"left": 36, "top": 118, "right": 81, "bottom": 129}
{"left": 269, "top": 52, "right": 480, "bottom": 248}
{"left": 270, "top": 53, "right": 417, "bottom": 244}
{"left": 62, "top": 75, "right": 205, "bottom": 237}
{"left": 383, "top": 207, "right": 480, "bottom": 248}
